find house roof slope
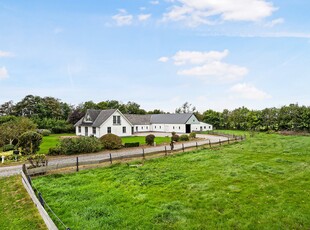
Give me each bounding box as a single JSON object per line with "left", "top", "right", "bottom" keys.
{"left": 150, "top": 113, "right": 193, "bottom": 124}
{"left": 124, "top": 114, "right": 152, "bottom": 125}
{"left": 74, "top": 109, "right": 116, "bottom": 127}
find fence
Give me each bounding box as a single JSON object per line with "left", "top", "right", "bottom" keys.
{"left": 22, "top": 165, "right": 70, "bottom": 230}
{"left": 27, "top": 135, "right": 245, "bottom": 176}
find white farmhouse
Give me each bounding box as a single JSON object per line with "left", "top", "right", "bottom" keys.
{"left": 75, "top": 109, "right": 212, "bottom": 137}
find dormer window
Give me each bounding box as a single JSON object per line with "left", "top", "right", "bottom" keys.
{"left": 84, "top": 114, "right": 92, "bottom": 122}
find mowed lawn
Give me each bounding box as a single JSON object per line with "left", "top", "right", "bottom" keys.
{"left": 38, "top": 134, "right": 171, "bottom": 154}
{"left": 33, "top": 133, "right": 310, "bottom": 229}
{"left": 0, "top": 176, "right": 46, "bottom": 230}
{"left": 38, "top": 133, "right": 75, "bottom": 154}
{"left": 122, "top": 136, "right": 171, "bottom": 145}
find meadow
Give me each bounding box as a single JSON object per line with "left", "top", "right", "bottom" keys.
{"left": 33, "top": 132, "right": 310, "bottom": 229}
{"left": 0, "top": 176, "right": 46, "bottom": 229}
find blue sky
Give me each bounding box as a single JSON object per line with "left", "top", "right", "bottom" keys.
{"left": 1, "top": 0, "right": 310, "bottom": 112}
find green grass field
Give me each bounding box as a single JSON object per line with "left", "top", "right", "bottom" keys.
{"left": 0, "top": 176, "right": 46, "bottom": 229}
{"left": 38, "top": 133, "right": 75, "bottom": 154}
{"left": 33, "top": 132, "right": 310, "bottom": 229}
{"left": 122, "top": 136, "right": 171, "bottom": 145}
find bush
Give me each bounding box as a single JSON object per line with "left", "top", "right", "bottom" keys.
{"left": 99, "top": 134, "right": 122, "bottom": 150}
{"left": 48, "top": 146, "right": 62, "bottom": 155}
{"left": 124, "top": 142, "right": 140, "bottom": 148}
{"left": 60, "top": 137, "right": 102, "bottom": 155}
{"left": 171, "top": 134, "right": 179, "bottom": 142}
{"left": 171, "top": 132, "right": 176, "bottom": 136}
{"left": 145, "top": 134, "right": 155, "bottom": 146}
{"left": 37, "top": 129, "right": 51, "bottom": 136}
{"left": 3, "top": 144, "right": 14, "bottom": 152}
{"left": 18, "top": 131, "right": 43, "bottom": 155}
{"left": 189, "top": 132, "right": 196, "bottom": 139}
{"left": 179, "top": 134, "right": 189, "bottom": 141}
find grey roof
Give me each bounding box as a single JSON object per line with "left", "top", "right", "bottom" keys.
{"left": 74, "top": 109, "right": 116, "bottom": 127}
{"left": 150, "top": 113, "right": 193, "bottom": 124}
{"left": 124, "top": 114, "right": 152, "bottom": 125}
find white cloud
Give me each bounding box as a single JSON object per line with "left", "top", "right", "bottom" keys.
{"left": 0, "top": 51, "right": 14, "bottom": 57}
{"left": 112, "top": 9, "right": 133, "bottom": 26}
{"left": 0, "top": 67, "right": 9, "bottom": 79}
{"left": 163, "top": 0, "right": 277, "bottom": 26}
{"left": 138, "top": 14, "right": 151, "bottom": 21}
{"left": 172, "top": 50, "right": 228, "bottom": 65}
{"left": 161, "top": 49, "right": 248, "bottom": 82}
{"left": 264, "top": 18, "right": 284, "bottom": 27}
{"left": 230, "top": 83, "right": 271, "bottom": 100}
{"left": 158, "top": 56, "right": 169, "bottom": 62}
{"left": 140, "top": 7, "right": 147, "bottom": 11}
{"left": 178, "top": 61, "right": 248, "bottom": 82}
{"left": 150, "top": 1, "right": 160, "bottom": 5}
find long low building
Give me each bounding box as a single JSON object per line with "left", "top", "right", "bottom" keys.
{"left": 75, "top": 109, "right": 212, "bottom": 138}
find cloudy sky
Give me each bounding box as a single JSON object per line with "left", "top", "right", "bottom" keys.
{"left": 1, "top": 0, "right": 310, "bottom": 112}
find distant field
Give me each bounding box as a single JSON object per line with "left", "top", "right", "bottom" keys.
{"left": 33, "top": 132, "right": 310, "bottom": 229}
{"left": 0, "top": 176, "right": 46, "bottom": 229}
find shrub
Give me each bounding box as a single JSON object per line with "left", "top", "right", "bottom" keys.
{"left": 179, "top": 134, "right": 189, "bottom": 141}
{"left": 171, "top": 132, "right": 176, "bottom": 136}
{"left": 18, "top": 131, "right": 43, "bottom": 155}
{"left": 28, "top": 154, "right": 47, "bottom": 168}
{"left": 37, "top": 129, "right": 51, "bottom": 136}
{"left": 3, "top": 144, "right": 15, "bottom": 152}
{"left": 99, "top": 134, "right": 122, "bottom": 150}
{"left": 48, "top": 146, "right": 62, "bottom": 155}
{"left": 60, "top": 137, "right": 102, "bottom": 155}
{"left": 145, "top": 134, "right": 155, "bottom": 146}
{"left": 171, "top": 134, "right": 179, "bottom": 142}
{"left": 189, "top": 132, "right": 196, "bottom": 139}
{"left": 124, "top": 142, "right": 140, "bottom": 148}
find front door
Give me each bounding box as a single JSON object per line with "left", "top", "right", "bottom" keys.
{"left": 186, "top": 124, "right": 191, "bottom": 133}
{"left": 85, "top": 127, "right": 88, "bottom": 136}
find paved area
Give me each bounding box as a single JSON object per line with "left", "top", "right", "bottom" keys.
{"left": 0, "top": 133, "right": 229, "bottom": 177}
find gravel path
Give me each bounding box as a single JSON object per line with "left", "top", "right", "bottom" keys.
{"left": 0, "top": 134, "right": 229, "bottom": 177}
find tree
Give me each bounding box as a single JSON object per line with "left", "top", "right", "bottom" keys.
{"left": 67, "top": 107, "right": 85, "bottom": 125}
{"left": 203, "top": 110, "right": 221, "bottom": 129}
{"left": 0, "top": 100, "right": 15, "bottom": 116}
{"left": 0, "top": 117, "right": 37, "bottom": 146}
{"left": 175, "top": 102, "right": 196, "bottom": 113}
{"left": 18, "top": 131, "right": 42, "bottom": 155}
{"left": 125, "top": 101, "right": 146, "bottom": 114}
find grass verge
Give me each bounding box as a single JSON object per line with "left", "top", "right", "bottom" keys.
{"left": 0, "top": 175, "right": 46, "bottom": 229}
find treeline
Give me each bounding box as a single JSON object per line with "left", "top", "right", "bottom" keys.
{"left": 0, "top": 95, "right": 165, "bottom": 133}
{"left": 202, "top": 104, "right": 310, "bottom": 132}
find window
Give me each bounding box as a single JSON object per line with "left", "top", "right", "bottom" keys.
{"left": 179, "top": 126, "right": 181, "bottom": 130}
{"left": 123, "top": 127, "right": 126, "bottom": 133}
{"left": 173, "top": 126, "right": 175, "bottom": 129}
{"left": 159, "top": 126, "right": 161, "bottom": 129}
{"left": 113, "top": 115, "right": 121, "bottom": 125}
{"left": 85, "top": 114, "right": 92, "bottom": 122}
{"left": 209, "top": 126, "right": 211, "bottom": 129}
{"left": 204, "top": 126, "right": 206, "bottom": 129}
{"left": 146, "top": 126, "right": 148, "bottom": 129}
{"left": 136, "top": 126, "right": 138, "bottom": 131}
{"left": 141, "top": 126, "right": 143, "bottom": 130}
{"left": 93, "top": 127, "right": 96, "bottom": 134}
{"left": 107, "top": 127, "right": 111, "bottom": 133}
{"left": 78, "top": 126, "right": 81, "bottom": 133}
{"left": 155, "top": 126, "right": 156, "bottom": 129}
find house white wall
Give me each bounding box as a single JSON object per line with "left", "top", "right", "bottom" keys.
{"left": 133, "top": 125, "right": 151, "bottom": 133}
{"left": 186, "top": 114, "right": 200, "bottom": 124}
{"left": 191, "top": 122, "right": 213, "bottom": 132}
{"left": 98, "top": 110, "right": 132, "bottom": 137}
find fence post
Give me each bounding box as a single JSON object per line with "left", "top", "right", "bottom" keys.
{"left": 142, "top": 148, "right": 145, "bottom": 159}
{"left": 182, "top": 143, "right": 184, "bottom": 152}
{"left": 76, "top": 157, "right": 79, "bottom": 172}
{"left": 196, "top": 142, "right": 198, "bottom": 149}
{"left": 165, "top": 146, "right": 167, "bottom": 156}
{"left": 219, "top": 139, "right": 221, "bottom": 146}
{"left": 228, "top": 137, "right": 230, "bottom": 144}
{"left": 209, "top": 139, "right": 211, "bottom": 148}
{"left": 38, "top": 192, "right": 45, "bottom": 208}
{"left": 109, "top": 153, "right": 112, "bottom": 164}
